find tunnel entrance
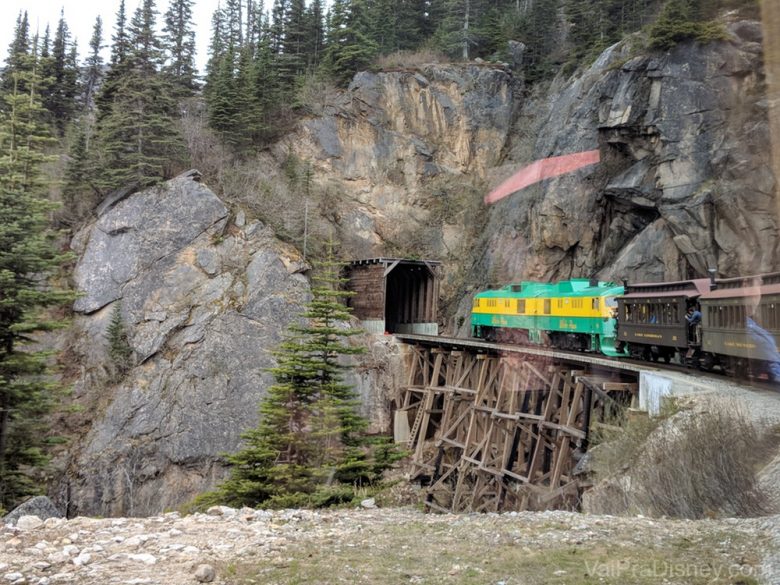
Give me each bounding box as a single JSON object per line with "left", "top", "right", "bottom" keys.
{"left": 345, "top": 258, "right": 441, "bottom": 335}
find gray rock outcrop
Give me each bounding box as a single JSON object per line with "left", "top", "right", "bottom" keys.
{"left": 3, "top": 496, "right": 62, "bottom": 525}
{"left": 58, "top": 173, "right": 313, "bottom": 517}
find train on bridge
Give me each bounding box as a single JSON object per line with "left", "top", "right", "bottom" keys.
{"left": 470, "top": 272, "right": 780, "bottom": 380}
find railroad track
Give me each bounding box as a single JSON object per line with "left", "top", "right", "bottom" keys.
{"left": 394, "top": 333, "right": 780, "bottom": 392}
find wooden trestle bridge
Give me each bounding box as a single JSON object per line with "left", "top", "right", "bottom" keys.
{"left": 394, "top": 335, "right": 639, "bottom": 513}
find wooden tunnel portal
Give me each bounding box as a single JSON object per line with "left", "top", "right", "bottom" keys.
{"left": 345, "top": 258, "right": 441, "bottom": 335}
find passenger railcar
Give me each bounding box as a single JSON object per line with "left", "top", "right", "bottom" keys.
{"left": 471, "top": 279, "right": 625, "bottom": 356}
{"left": 699, "top": 272, "right": 780, "bottom": 378}
{"left": 616, "top": 278, "right": 711, "bottom": 363}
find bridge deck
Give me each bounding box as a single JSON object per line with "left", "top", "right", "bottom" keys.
{"left": 394, "top": 334, "right": 656, "bottom": 375}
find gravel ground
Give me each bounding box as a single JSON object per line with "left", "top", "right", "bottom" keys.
{"left": 0, "top": 506, "right": 777, "bottom": 585}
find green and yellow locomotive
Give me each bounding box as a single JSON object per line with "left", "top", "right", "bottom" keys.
{"left": 470, "top": 279, "right": 626, "bottom": 357}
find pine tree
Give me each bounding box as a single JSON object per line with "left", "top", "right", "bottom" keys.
{"left": 2, "top": 12, "right": 31, "bottom": 94}
{"left": 162, "top": 0, "right": 198, "bottom": 94}
{"left": 43, "top": 9, "right": 80, "bottom": 133}
{"left": 111, "top": 0, "right": 131, "bottom": 66}
{"left": 106, "top": 303, "right": 133, "bottom": 381}
{"left": 277, "top": 0, "right": 308, "bottom": 86}
{"left": 648, "top": 0, "right": 725, "bottom": 50}
{"left": 94, "top": 0, "right": 187, "bottom": 192}
{"left": 82, "top": 16, "right": 105, "bottom": 111}
{"left": 61, "top": 122, "right": 98, "bottom": 222}
{"left": 0, "top": 56, "right": 72, "bottom": 510}
{"left": 204, "top": 243, "right": 377, "bottom": 509}
{"left": 323, "top": 0, "right": 379, "bottom": 85}
{"left": 304, "top": 0, "right": 326, "bottom": 69}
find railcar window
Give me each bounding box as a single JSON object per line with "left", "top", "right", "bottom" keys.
{"left": 487, "top": 299, "right": 497, "bottom": 308}
{"left": 557, "top": 299, "right": 564, "bottom": 309}
{"left": 771, "top": 303, "right": 777, "bottom": 329}
{"left": 504, "top": 299, "right": 511, "bottom": 308}
{"left": 473, "top": 298, "right": 480, "bottom": 309}
{"left": 573, "top": 299, "right": 583, "bottom": 309}
{"left": 605, "top": 297, "right": 618, "bottom": 308}
{"left": 624, "top": 304, "right": 632, "bottom": 322}
{"left": 517, "top": 299, "right": 526, "bottom": 314}
{"left": 544, "top": 299, "right": 551, "bottom": 315}
{"left": 718, "top": 306, "right": 724, "bottom": 328}
{"left": 648, "top": 305, "right": 658, "bottom": 324}
{"left": 592, "top": 298, "right": 600, "bottom": 311}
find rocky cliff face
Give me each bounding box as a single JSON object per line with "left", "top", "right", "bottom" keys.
{"left": 475, "top": 21, "right": 776, "bottom": 288}
{"left": 285, "top": 64, "right": 514, "bottom": 259}
{"left": 57, "top": 174, "right": 402, "bottom": 517}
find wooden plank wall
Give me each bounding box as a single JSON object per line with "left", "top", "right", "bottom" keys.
{"left": 346, "top": 264, "right": 385, "bottom": 320}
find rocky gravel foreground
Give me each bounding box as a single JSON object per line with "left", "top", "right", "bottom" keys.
{"left": 1, "top": 506, "right": 778, "bottom": 585}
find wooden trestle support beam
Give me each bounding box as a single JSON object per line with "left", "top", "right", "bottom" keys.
{"left": 398, "top": 344, "right": 637, "bottom": 513}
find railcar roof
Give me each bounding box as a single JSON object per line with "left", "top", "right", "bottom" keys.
{"left": 476, "top": 279, "right": 623, "bottom": 298}
{"left": 700, "top": 282, "right": 780, "bottom": 300}
{"left": 623, "top": 278, "right": 711, "bottom": 299}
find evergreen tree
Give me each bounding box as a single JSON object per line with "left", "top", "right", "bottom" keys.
{"left": 93, "top": 0, "right": 187, "bottom": 192}
{"left": 110, "top": 0, "right": 131, "bottom": 66}
{"left": 82, "top": 16, "right": 105, "bottom": 111}
{"left": 304, "top": 0, "right": 326, "bottom": 69}
{"left": 648, "top": 0, "right": 725, "bottom": 50}
{"left": 106, "top": 303, "right": 133, "bottom": 381}
{"left": 278, "top": 0, "right": 308, "bottom": 85}
{"left": 0, "top": 58, "right": 72, "bottom": 510}
{"left": 43, "top": 10, "right": 80, "bottom": 133}
{"left": 204, "top": 243, "right": 378, "bottom": 509}
{"left": 2, "top": 12, "right": 31, "bottom": 94}
{"left": 61, "top": 122, "right": 98, "bottom": 222}
{"left": 323, "top": 0, "right": 379, "bottom": 85}
{"left": 162, "top": 0, "right": 198, "bottom": 93}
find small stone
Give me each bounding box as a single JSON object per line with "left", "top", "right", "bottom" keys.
{"left": 3, "top": 573, "right": 24, "bottom": 583}
{"left": 206, "top": 506, "right": 235, "bottom": 517}
{"left": 72, "top": 552, "right": 91, "bottom": 566}
{"left": 193, "top": 564, "right": 216, "bottom": 583}
{"left": 32, "top": 562, "right": 51, "bottom": 571}
{"left": 127, "top": 553, "right": 157, "bottom": 565}
{"left": 360, "top": 498, "right": 376, "bottom": 509}
{"left": 16, "top": 516, "right": 43, "bottom": 531}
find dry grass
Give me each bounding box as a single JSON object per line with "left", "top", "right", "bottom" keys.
{"left": 587, "top": 400, "right": 780, "bottom": 519}
{"left": 219, "top": 519, "right": 763, "bottom": 585}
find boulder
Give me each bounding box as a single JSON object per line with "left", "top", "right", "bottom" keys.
{"left": 3, "top": 496, "right": 62, "bottom": 525}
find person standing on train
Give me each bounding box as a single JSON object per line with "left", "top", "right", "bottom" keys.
{"left": 686, "top": 306, "right": 702, "bottom": 344}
